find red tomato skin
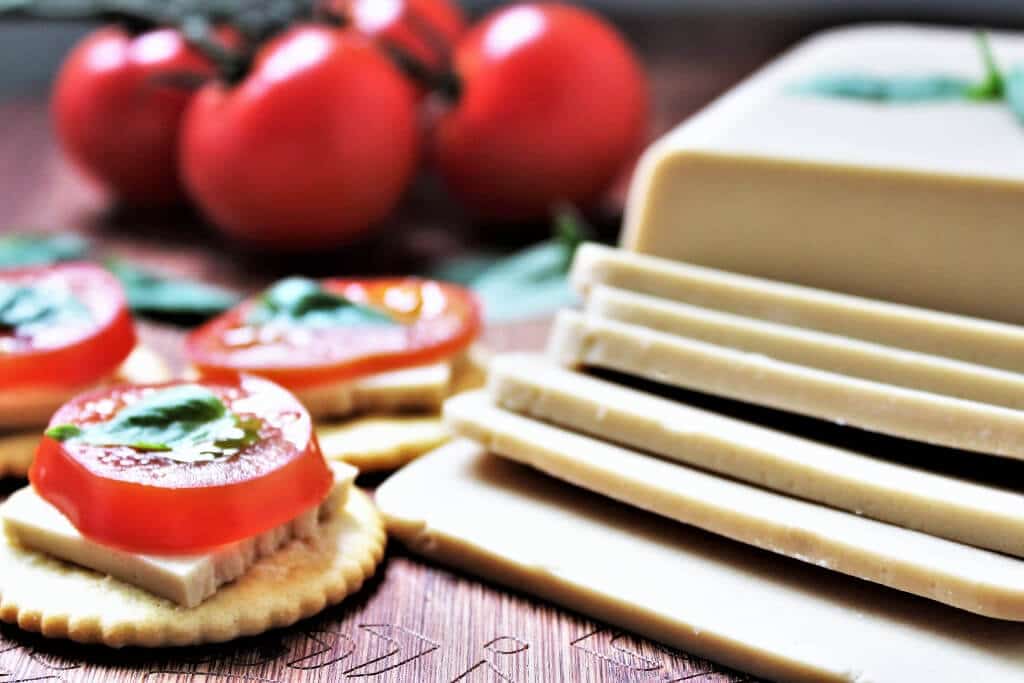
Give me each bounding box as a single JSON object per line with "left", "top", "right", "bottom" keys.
{"left": 30, "top": 376, "right": 333, "bottom": 555}
{"left": 435, "top": 3, "right": 650, "bottom": 221}
{"left": 179, "top": 26, "right": 420, "bottom": 251}
{"left": 340, "top": 0, "right": 466, "bottom": 69}
{"left": 53, "top": 27, "right": 213, "bottom": 205}
{"left": 0, "top": 262, "right": 137, "bottom": 390}
{"left": 185, "top": 278, "right": 482, "bottom": 390}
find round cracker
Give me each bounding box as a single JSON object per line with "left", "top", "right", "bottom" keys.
{"left": 317, "top": 415, "right": 450, "bottom": 472}
{"left": 0, "top": 488, "right": 385, "bottom": 648}
{"left": 0, "top": 345, "right": 173, "bottom": 478}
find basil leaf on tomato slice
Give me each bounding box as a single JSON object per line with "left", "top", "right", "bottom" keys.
{"left": 46, "top": 384, "right": 260, "bottom": 463}
{"left": 248, "top": 276, "right": 395, "bottom": 327}
{"left": 0, "top": 281, "right": 91, "bottom": 336}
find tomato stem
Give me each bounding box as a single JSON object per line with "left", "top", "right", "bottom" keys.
{"left": 379, "top": 37, "right": 461, "bottom": 100}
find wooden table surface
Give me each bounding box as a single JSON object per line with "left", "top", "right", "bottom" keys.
{"left": 0, "top": 15, "right": 818, "bottom": 682}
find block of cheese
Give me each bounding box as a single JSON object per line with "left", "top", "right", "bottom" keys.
{"left": 586, "top": 285, "right": 1024, "bottom": 410}
{"left": 621, "top": 25, "right": 1024, "bottom": 324}
{"left": 445, "top": 392, "right": 1024, "bottom": 620}
{"left": 487, "top": 354, "right": 1024, "bottom": 557}
{"left": 1, "top": 462, "right": 357, "bottom": 608}
{"left": 294, "top": 362, "right": 451, "bottom": 418}
{"left": 548, "top": 310, "right": 1024, "bottom": 459}
{"left": 378, "top": 440, "right": 1024, "bottom": 682}
{"left": 571, "top": 243, "right": 1024, "bottom": 374}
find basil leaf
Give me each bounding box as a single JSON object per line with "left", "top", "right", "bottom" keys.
{"left": 45, "top": 384, "right": 260, "bottom": 463}
{"left": 790, "top": 74, "right": 973, "bottom": 102}
{"left": 106, "top": 259, "right": 240, "bottom": 322}
{"left": 965, "top": 32, "right": 1005, "bottom": 101}
{"left": 0, "top": 281, "right": 90, "bottom": 335}
{"left": 1005, "top": 64, "right": 1024, "bottom": 125}
{"left": 0, "top": 233, "right": 89, "bottom": 269}
{"left": 431, "top": 206, "right": 589, "bottom": 322}
{"left": 248, "top": 277, "right": 394, "bottom": 327}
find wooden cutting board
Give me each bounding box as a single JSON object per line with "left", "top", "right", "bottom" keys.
{"left": 0, "top": 14, "right": 800, "bottom": 680}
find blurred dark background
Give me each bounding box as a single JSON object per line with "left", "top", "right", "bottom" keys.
{"left": 2, "top": 0, "right": 1024, "bottom": 98}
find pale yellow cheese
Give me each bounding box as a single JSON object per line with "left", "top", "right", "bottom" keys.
{"left": 294, "top": 362, "right": 451, "bottom": 418}
{"left": 621, "top": 25, "right": 1024, "bottom": 324}
{"left": 549, "top": 310, "right": 1024, "bottom": 459}
{"left": 446, "top": 392, "right": 1024, "bottom": 620}
{"left": 1, "top": 461, "right": 357, "bottom": 608}
{"left": 487, "top": 353, "right": 1024, "bottom": 557}
{"left": 586, "top": 285, "right": 1024, "bottom": 410}
{"left": 378, "top": 440, "right": 1024, "bottom": 683}
{"left": 571, "top": 243, "right": 1024, "bottom": 374}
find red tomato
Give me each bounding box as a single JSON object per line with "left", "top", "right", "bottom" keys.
{"left": 434, "top": 3, "right": 650, "bottom": 221}
{"left": 30, "top": 375, "right": 333, "bottom": 555}
{"left": 179, "top": 26, "right": 420, "bottom": 250}
{"left": 338, "top": 0, "right": 466, "bottom": 69}
{"left": 0, "top": 263, "right": 136, "bottom": 390}
{"left": 53, "top": 27, "right": 215, "bottom": 205}
{"left": 186, "top": 278, "right": 481, "bottom": 390}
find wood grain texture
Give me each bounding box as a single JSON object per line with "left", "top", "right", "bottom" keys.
{"left": 0, "top": 14, "right": 803, "bottom": 681}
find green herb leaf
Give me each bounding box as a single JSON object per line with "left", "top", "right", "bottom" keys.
{"left": 0, "top": 281, "right": 91, "bottom": 335}
{"left": 0, "top": 232, "right": 89, "bottom": 269}
{"left": 431, "top": 206, "right": 590, "bottom": 322}
{"left": 44, "top": 424, "right": 82, "bottom": 441}
{"left": 790, "top": 32, "right": 1012, "bottom": 106}
{"left": 248, "top": 277, "right": 394, "bottom": 327}
{"left": 966, "top": 32, "right": 1005, "bottom": 101}
{"left": 45, "top": 384, "right": 261, "bottom": 463}
{"left": 106, "top": 259, "right": 240, "bottom": 322}
{"left": 789, "top": 74, "right": 973, "bottom": 102}
{"left": 1005, "top": 64, "right": 1024, "bottom": 125}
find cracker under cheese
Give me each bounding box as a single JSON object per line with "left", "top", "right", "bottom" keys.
{"left": 315, "top": 345, "right": 489, "bottom": 471}
{"left": 3, "top": 462, "right": 357, "bottom": 608}
{"left": 0, "top": 486, "right": 384, "bottom": 647}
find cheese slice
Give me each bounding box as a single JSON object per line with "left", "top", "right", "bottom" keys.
{"left": 621, "top": 25, "right": 1024, "bottom": 324}
{"left": 292, "top": 362, "right": 452, "bottom": 418}
{"left": 586, "top": 285, "right": 1024, "bottom": 410}
{"left": 571, "top": 243, "right": 1024, "bottom": 374}
{"left": 378, "top": 440, "right": 1024, "bottom": 683}
{"left": 549, "top": 310, "right": 1024, "bottom": 460}
{"left": 446, "top": 392, "right": 1024, "bottom": 620}
{"left": 1, "top": 461, "right": 357, "bottom": 608}
{"left": 487, "top": 354, "right": 1024, "bottom": 557}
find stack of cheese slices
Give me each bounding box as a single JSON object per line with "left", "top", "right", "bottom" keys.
{"left": 378, "top": 24, "right": 1024, "bottom": 681}
{"left": 377, "top": 242, "right": 1024, "bottom": 683}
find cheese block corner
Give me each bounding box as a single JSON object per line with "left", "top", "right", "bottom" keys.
{"left": 621, "top": 23, "right": 1024, "bottom": 323}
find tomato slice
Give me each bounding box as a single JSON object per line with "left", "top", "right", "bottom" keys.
{"left": 185, "top": 278, "right": 482, "bottom": 390}
{"left": 0, "top": 262, "right": 136, "bottom": 390}
{"left": 29, "top": 375, "right": 333, "bottom": 555}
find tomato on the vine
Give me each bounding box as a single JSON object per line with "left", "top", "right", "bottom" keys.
{"left": 336, "top": 0, "right": 466, "bottom": 69}
{"left": 434, "top": 3, "right": 650, "bottom": 221}
{"left": 180, "top": 25, "right": 420, "bottom": 250}
{"left": 53, "top": 27, "right": 215, "bottom": 205}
